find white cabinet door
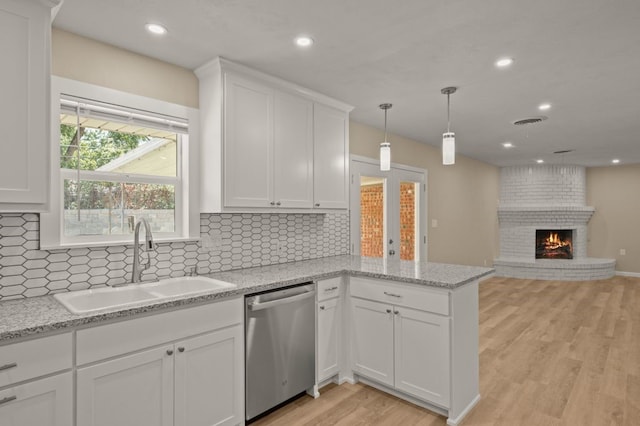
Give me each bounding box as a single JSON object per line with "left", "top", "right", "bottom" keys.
{"left": 317, "top": 297, "right": 340, "bottom": 382}
{"left": 0, "top": 0, "right": 50, "bottom": 210}
{"left": 350, "top": 297, "right": 394, "bottom": 387}
{"left": 174, "top": 325, "right": 244, "bottom": 426}
{"left": 77, "top": 346, "right": 174, "bottom": 426}
{"left": 274, "top": 91, "right": 313, "bottom": 208}
{"left": 394, "top": 307, "right": 450, "bottom": 407}
{"left": 224, "top": 73, "right": 274, "bottom": 208}
{"left": 0, "top": 372, "right": 72, "bottom": 426}
{"left": 313, "top": 104, "right": 349, "bottom": 209}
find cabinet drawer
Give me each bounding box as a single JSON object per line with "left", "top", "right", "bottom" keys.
{"left": 317, "top": 277, "right": 342, "bottom": 301}
{"left": 76, "top": 297, "right": 243, "bottom": 365}
{"left": 0, "top": 333, "right": 72, "bottom": 388}
{"left": 350, "top": 277, "right": 449, "bottom": 316}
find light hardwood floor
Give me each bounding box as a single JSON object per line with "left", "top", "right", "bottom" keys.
{"left": 252, "top": 276, "right": 640, "bottom": 425}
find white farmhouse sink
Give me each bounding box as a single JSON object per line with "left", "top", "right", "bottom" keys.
{"left": 54, "top": 276, "right": 237, "bottom": 314}
{"left": 144, "top": 276, "right": 236, "bottom": 298}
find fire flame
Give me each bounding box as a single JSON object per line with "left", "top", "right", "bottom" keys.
{"left": 544, "top": 232, "right": 571, "bottom": 250}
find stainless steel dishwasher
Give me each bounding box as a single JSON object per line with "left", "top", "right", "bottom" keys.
{"left": 245, "top": 282, "right": 316, "bottom": 422}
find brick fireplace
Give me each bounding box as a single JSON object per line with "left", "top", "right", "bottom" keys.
{"left": 494, "top": 165, "right": 615, "bottom": 280}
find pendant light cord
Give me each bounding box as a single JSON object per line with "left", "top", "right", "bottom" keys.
{"left": 384, "top": 108, "right": 388, "bottom": 142}
{"left": 447, "top": 93, "right": 451, "bottom": 133}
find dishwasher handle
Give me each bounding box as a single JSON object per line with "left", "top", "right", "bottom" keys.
{"left": 248, "top": 290, "right": 315, "bottom": 312}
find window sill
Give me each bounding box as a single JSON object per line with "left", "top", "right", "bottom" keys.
{"left": 40, "top": 236, "right": 201, "bottom": 251}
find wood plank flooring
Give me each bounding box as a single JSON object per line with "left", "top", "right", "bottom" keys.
{"left": 252, "top": 276, "right": 640, "bottom": 425}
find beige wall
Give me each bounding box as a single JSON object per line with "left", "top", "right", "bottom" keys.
{"left": 350, "top": 121, "right": 500, "bottom": 267}
{"left": 587, "top": 164, "right": 640, "bottom": 273}
{"left": 52, "top": 29, "right": 198, "bottom": 108}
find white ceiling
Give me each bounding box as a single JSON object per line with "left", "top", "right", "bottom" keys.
{"left": 53, "top": 0, "right": 640, "bottom": 167}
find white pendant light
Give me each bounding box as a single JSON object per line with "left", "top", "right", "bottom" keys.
{"left": 441, "top": 87, "right": 457, "bottom": 165}
{"left": 379, "top": 103, "right": 392, "bottom": 171}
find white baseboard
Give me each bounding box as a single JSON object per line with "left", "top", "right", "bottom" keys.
{"left": 446, "top": 394, "right": 481, "bottom": 426}
{"left": 615, "top": 271, "right": 640, "bottom": 278}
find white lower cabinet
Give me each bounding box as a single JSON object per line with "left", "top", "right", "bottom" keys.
{"left": 0, "top": 372, "right": 72, "bottom": 426}
{"left": 317, "top": 297, "right": 341, "bottom": 382}
{"left": 77, "top": 325, "right": 243, "bottom": 426}
{"left": 174, "top": 326, "right": 243, "bottom": 426}
{"left": 350, "top": 298, "right": 394, "bottom": 386}
{"left": 77, "top": 346, "right": 174, "bottom": 426}
{"left": 76, "top": 298, "right": 244, "bottom": 426}
{"left": 350, "top": 278, "right": 451, "bottom": 409}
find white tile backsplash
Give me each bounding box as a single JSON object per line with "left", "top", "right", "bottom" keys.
{"left": 0, "top": 212, "right": 350, "bottom": 300}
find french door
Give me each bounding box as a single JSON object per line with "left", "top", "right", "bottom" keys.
{"left": 350, "top": 156, "right": 427, "bottom": 261}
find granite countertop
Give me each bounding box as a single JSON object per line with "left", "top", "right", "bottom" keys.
{"left": 0, "top": 255, "right": 493, "bottom": 343}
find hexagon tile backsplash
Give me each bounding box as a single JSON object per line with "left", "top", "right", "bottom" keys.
{"left": 0, "top": 212, "right": 350, "bottom": 300}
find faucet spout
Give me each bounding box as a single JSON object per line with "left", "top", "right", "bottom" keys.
{"left": 132, "top": 218, "right": 156, "bottom": 283}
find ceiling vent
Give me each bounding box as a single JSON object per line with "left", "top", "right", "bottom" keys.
{"left": 513, "top": 116, "right": 548, "bottom": 126}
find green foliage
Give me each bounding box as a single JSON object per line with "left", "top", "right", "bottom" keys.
{"left": 60, "top": 124, "right": 147, "bottom": 171}
{"left": 60, "top": 123, "right": 175, "bottom": 212}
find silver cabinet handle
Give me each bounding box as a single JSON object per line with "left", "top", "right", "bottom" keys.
{"left": 0, "top": 396, "right": 17, "bottom": 405}
{"left": 324, "top": 286, "right": 338, "bottom": 292}
{"left": 319, "top": 305, "right": 325, "bottom": 310}
{"left": 166, "top": 349, "right": 174, "bottom": 356}
{"left": 388, "top": 249, "right": 396, "bottom": 255}
{"left": 0, "top": 362, "right": 17, "bottom": 371}
{"left": 384, "top": 291, "right": 402, "bottom": 298}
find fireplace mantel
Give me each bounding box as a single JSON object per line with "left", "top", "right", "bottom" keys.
{"left": 498, "top": 206, "right": 595, "bottom": 225}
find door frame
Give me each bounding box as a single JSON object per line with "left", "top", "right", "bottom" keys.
{"left": 350, "top": 155, "right": 428, "bottom": 262}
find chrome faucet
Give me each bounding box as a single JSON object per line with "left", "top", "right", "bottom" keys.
{"left": 131, "top": 218, "right": 156, "bottom": 283}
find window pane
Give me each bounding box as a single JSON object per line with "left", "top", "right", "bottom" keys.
{"left": 59, "top": 120, "right": 178, "bottom": 177}
{"left": 63, "top": 179, "right": 175, "bottom": 237}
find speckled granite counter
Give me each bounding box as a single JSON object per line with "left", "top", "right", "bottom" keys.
{"left": 0, "top": 255, "right": 493, "bottom": 343}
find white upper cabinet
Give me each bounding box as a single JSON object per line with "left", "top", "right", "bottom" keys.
{"left": 0, "top": 0, "right": 59, "bottom": 212}
{"left": 196, "top": 57, "right": 352, "bottom": 212}
{"left": 223, "top": 73, "right": 274, "bottom": 208}
{"left": 274, "top": 91, "right": 314, "bottom": 208}
{"left": 313, "top": 104, "right": 349, "bottom": 209}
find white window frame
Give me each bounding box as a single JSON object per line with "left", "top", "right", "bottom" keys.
{"left": 41, "top": 77, "right": 200, "bottom": 249}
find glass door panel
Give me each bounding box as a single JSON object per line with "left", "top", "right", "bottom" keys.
{"left": 360, "top": 175, "right": 387, "bottom": 258}
{"left": 399, "top": 181, "right": 418, "bottom": 260}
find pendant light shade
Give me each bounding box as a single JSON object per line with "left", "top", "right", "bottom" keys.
{"left": 442, "top": 132, "right": 455, "bottom": 165}
{"left": 441, "top": 87, "right": 457, "bottom": 165}
{"left": 379, "top": 103, "right": 392, "bottom": 171}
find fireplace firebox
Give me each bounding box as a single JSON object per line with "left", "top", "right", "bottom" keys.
{"left": 535, "top": 229, "right": 573, "bottom": 259}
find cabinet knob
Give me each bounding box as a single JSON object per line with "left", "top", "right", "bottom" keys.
{"left": 394, "top": 310, "right": 399, "bottom": 315}
{"left": 315, "top": 203, "right": 320, "bottom": 207}
{"left": 270, "top": 201, "right": 275, "bottom": 206}
{"left": 178, "top": 347, "right": 185, "bottom": 353}
{"left": 166, "top": 349, "right": 174, "bottom": 356}
{"left": 276, "top": 201, "right": 281, "bottom": 206}
{"left": 319, "top": 305, "right": 325, "bottom": 310}
{"left": 386, "top": 309, "right": 392, "bottom": 314}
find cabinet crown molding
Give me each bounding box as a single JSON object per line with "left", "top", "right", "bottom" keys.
{"left": 195, "top": 56, "right": 354, "bottom": 113}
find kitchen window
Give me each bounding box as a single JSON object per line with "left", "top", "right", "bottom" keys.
{"left": 41, "top": 78, "right": 200, "bottom": 248}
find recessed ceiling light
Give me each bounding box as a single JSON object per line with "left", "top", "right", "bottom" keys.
{"left": 536, "top": 159, "right": 544, "bottom": 164}
{"left": 612, "top": 159, "right": 620, "bottom": 164}
{"left": 145, "top": 23, "right": 167, "bottom": 35}
{"left": 495, "top": 57, "right": 514, "bottom": 68}
{"left": 294, "top": 36, "right": 314, "bottom": 47}
{"left": 538, "top": 103, "right": 551, "bottom": 111}
{"left": 502, "top": 142, "right": 514, "bottom": 148}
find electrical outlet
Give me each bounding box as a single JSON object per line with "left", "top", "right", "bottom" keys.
{"left": 620, "top": 249, "right": 626, "bottom": 256}
{"left": 431, "top": 219, "right": 438, "bottom": 228}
